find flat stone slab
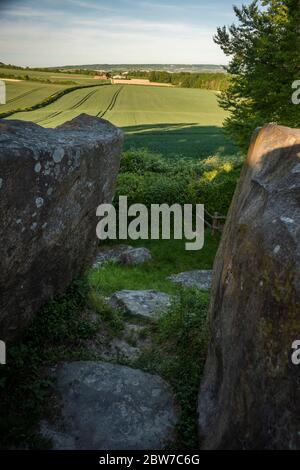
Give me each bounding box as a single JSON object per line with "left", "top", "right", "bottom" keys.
{"left": 167, "top": 270, "right": 212, "bottom": 290}
{"left": 108, "top": 290, "right": 172, "bottom": 320}
{"left": 40, "top": 361, "right": 178, "bottom": 450}
{"left": 94, "top": 245, "right": 151, "bottom": 267}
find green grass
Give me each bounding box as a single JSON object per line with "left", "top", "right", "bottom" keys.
{"left": 88, "top": 235, "right": 219, "bottom": 448}
{"left": 89, "top": 234, "right": 219, "bottom": 297}
{"left": 123, "top": 123, "right": 236, "bottom": 159}
{"left": 6, "top": 84, "right": 236, "bottom": 158}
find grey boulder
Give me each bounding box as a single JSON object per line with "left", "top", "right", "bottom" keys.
{"left": 120, "top": 247, "right": 152, "bottom": 265}
{"left": 0, "top": 114, "right": 123, "bottom": 341}
{"left": 108, "top": 290, "right": 172, "bottom": 320}
{"left": 94, "top": 245, "right": 151, "bottom": 267}
{"left": 198, "top": 124, "right": 300, "bottom": 449}
{"left": 40, "top": 361, "right": 179, "bottom": 450}
{"left": 168, "top": 270, "right": 212, "bottom": 290}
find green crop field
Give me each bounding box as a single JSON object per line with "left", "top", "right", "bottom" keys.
{"left": 0, "top": 67, "right": 98, "bottom": 84}
{"left": 0, "top": 81, "right": 70, "bottom": 114}
{"left": 5, "top": 83, "right": 236, "bottom": 158}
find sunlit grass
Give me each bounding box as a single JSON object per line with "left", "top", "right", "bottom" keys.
{"left": 88, "top": 233, "right": 220, "bottom": 297}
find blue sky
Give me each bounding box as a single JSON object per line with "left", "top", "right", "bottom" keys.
{"left": 0, "top": 0, "right": 251, "bottom": 67}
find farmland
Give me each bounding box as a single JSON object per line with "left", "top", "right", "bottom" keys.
{"left": 5, "top": 83, "right": 236, "bottom": 158}
{"left": 0, "top": 66, "right": 98, "bottom": 84}
{"left": 0, "top": 81, "right": 71, "bottom": 114}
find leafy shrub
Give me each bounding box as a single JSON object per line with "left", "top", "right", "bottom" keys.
{"left": 187, "top": 154, "right": 244, "bottom": 214}
{"left": 26, "top": 278, "right": 93, "bottom": 347}
{"left": 116, "top": 172, "right": 189, "bottom": 206}
{"left": 117, "top": 149, "right": 244, "bottom": 215}
{"left": 120, "top": 149, "right": 169, "bottom": 174}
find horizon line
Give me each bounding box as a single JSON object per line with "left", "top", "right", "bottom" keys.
{"left": 11, "top": 63, "right": 228, "bottom": 68}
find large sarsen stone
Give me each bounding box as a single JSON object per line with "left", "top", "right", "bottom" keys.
{"left": 0, "top": 114, "right": 123, "bottom": 341}
{"left": 198, "top": 124, "right": 300, "bottom": 449}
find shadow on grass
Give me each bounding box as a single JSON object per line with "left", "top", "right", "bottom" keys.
{"left": 122, "top": 123, "right": 237, "bottom": 159}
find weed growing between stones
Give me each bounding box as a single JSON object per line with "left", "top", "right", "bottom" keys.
{"left": 133, "top": 288, "right": 210, "bottom": 449}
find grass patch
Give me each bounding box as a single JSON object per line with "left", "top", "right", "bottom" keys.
{"left": 87, "top": 236, "right": 216, "bottom": 448}
{"left": 89, "top": 233, "right": 219, "bottom": 297}
{"left": 124, "top": 123, "right": 237, "bottom": 159}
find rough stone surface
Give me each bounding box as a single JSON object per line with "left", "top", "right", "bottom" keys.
{"left": 40, "top": 361, "right": 179, "bottom": 450}
{"left": 108, "top": 290, "right": 172, "bottom": 320}
{"left": 198, "top": 124, "right": 300, "bottom": 450}
{"left": 94, "top": 245, "right": 151, "bottom": 267}
{"left": 85, "top": 320, "right": 150, "bottom": 362}
{"left": 0, "top": 114, "right": 123, "bottom": 341}
{"left": 168, "top": 270, "right": 212, "bottom": 290}
{"left": 120, "top": 247, "right": 152, "bottom": 265}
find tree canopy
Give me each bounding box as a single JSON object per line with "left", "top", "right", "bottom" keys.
{"left": 215, "top": 0, "right": 300, "bottom": 149}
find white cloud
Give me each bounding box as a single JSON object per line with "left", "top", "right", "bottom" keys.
{"left": 64, "top": 0, "right": 117, "bottom": 12}
{"left": 0, "top": 1, "right": 227, "bottom": 66}
{"left": 1, "top": 5, "right": 61, "bottom": 18}
{"left": 123, "top": 0, "right": 225, "bottom": 12}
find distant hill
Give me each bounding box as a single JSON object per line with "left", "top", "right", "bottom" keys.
{"left": 0, "top": 62, "right": 226, "bottom": 74}
{"left": 52, "top": 64, "right": 226, "bottom": 74}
